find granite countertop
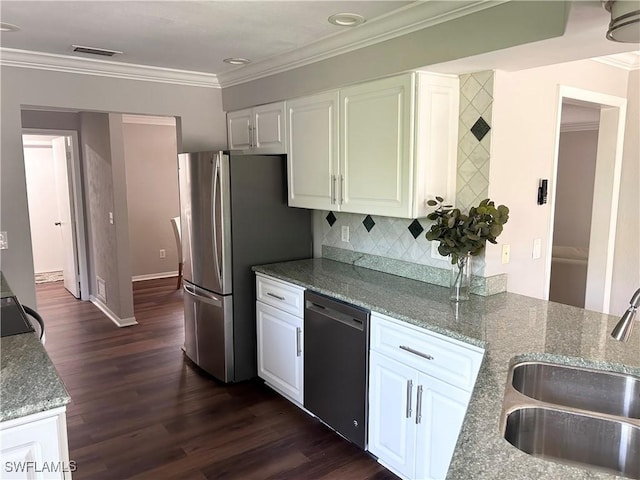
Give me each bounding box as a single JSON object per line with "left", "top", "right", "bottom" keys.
{"left": 0, "top": 272, "right": 70, "bottom": 423}
{"left": 253, "top": 258, "right": 640, "bottom": 480}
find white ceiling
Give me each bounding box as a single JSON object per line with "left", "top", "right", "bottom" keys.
{"left": 0, "top": 1, "right": 638, "bottom": 88}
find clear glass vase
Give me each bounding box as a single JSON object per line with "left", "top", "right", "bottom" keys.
{"left": 450, "top": 255, "right": 471, "bottom": 302}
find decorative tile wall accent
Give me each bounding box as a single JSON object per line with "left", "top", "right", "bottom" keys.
{"left": 362, "top": 215, "right": 375, "bottom": 232}
{"left": 319, "top": 210, "right": 485, "bottom": 274}
{"left": 457, "top": 71, "right": 494, "bottom": 212}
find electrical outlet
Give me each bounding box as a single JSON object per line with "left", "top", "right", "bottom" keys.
{"left": 108, "top": 212, "right": 114, "bottom": 225}
{"left": 501, "top": 244, "right": 510, "bottom": 264}
{"left": 341, "top": 225, "right": 350, "bottom": 242}
{"left": 159, "top": 249, "right": 166, "bottom": 258}
{"left": 0, "top": 231, "right": 7, "bottom": 250}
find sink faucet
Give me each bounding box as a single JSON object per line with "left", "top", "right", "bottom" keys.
{"left": 611, "top": 288, "right": 640, "bottom": 342}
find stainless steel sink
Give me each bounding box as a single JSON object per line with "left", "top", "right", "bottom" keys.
{"left": 501, "top": 361, "right": 640, "bottom": 478}
{"left": 511, "top": 361, "right": 640, "bottom": 419}
{"left": 504, "top": 406, "right": 640, "bottom": 478}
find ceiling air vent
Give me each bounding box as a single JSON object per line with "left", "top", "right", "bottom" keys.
{"left": 72, "top": 45, "right": 123, "bottom": 57}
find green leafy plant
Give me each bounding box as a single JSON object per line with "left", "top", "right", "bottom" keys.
{"left": 425, "top": 197, "right": 510, "bottom": 265}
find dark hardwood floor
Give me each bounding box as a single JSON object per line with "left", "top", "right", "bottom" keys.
{"left": 36, "top": 278, "right": 396, "bottom": 480}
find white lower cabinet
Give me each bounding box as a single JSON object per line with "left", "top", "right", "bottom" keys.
{"left": 0, "top": 407, "right": 71, "bottom": 479}
{"left": 256, "top": 302, "right": 303, "bottom": 404}
{"left": 255, "top": 274, "right": 305, "bottom": 406}
{"left": 368, "top": 312, "right": 483, "bottom": 480}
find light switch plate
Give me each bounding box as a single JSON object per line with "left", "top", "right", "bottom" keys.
{"left": 0, "top": 231, "right": 7, "bottom": 250}
{"left": 532, "top": 238, "right": 542, "bottom": 259}
{"left": 501, "top": 244, "right": 510, "bottom": 264}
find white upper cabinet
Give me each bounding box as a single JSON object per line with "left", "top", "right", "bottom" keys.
{"left": 286, "top": 91, "right": 339, "bottom": 210}
{"left": 286, "top": 72, "right": 459, "bottom": 218}
{"left": 227, "top": 102, "right": 286, "bottom": 154}
{"left": 340, "top": 74, "right": 413, "bottom": 217}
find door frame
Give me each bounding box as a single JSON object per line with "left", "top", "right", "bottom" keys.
{"left": 546, "top": 86, "right": 627, "bottom": 314}
{"left": 22, "top": 128, "right": 89, "bottom": 301}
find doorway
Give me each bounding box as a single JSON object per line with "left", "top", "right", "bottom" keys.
{"left": 548, "top": 103, "right": 600, "bottom": 308}
{"left": 22, "top": 130, "right": 89, "bottom": 301}
{"left": 546, "top": 87, "right": 627, "bottom": 314}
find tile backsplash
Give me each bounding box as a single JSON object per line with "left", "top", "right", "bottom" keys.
{"left": 318, "top": 70, "right": 496, "bottom": 281}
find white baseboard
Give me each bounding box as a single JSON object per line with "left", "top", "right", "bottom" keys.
{"left": 132, "top": 271, "right": 179, "bottom": 282}
{"left": 90, "top": 295, "right": 138, "bottom": 327}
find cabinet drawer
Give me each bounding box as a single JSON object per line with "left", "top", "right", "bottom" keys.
{"left": 256, "top": 274, "right": 305, "bottom": 317}
{"left": 370, "top": 312, "right": 484, "bottom": 392}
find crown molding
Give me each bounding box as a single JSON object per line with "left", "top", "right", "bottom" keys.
{"left": 0, "top": 48, "right": 220, "bottom": 88}
{"left": 593, "top": 51, "right": 640, "bottom": 71}
{"left": 0, "top": 1, "right": 504, "bottom": 90}
{"left": 561, "top": 121, "right": 600, "bottom": 132}
{"left": 121, "top": 114, "right": 176, "bottom": 126}
{"left": 216, "top": 0, "right": 508, "bottom": 87}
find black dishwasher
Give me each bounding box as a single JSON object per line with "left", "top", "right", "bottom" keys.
{"left": 304, "top": 290, "right": 370, "bottom": 449}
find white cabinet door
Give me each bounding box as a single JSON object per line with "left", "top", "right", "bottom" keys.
{"left": 253, "top": 102, "right": 286, "bottom": 153}
{"left": 414, "top": 372, "right": 471, "bottom": 480}
{"left": 368, "top": 351, "right": 417, "bottom": 480}
{"left": 227, "top": 103, "right": 286, "bottom": 153}
{"left": 256, "top": 301, "right": 303, "bottom": 404}
{"left": 286, "top": 91, "right": 339, "bottom": 210}
{"left": 0, "top": 408, "right": 71, "bottom": 480}
{"left": 340, "top": 74, "right": 413, "bottom": 217}
{"left": 227, "top": 109, "right": 253, "bottom": 150}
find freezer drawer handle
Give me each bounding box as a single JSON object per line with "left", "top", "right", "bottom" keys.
{"left": 183, "top": 284, "right": 222, "bottom": 307}
{"left": 266, "top": 292, "right": 285, "bottom": 301}
{"left": 399, "top": 345, "right": 434, "bottom": 361}
{"left": 406, "top": 379, "right": 413, "bottom": 418}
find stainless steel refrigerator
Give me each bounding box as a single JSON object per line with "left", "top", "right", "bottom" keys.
{"left": 178, "top": 151, "right": 312, "bottom": 383}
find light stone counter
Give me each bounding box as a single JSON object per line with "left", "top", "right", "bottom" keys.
{"left": 0, "top": 272, "right": 70, "bottom": 423}
{"left": 253, "top": 258, "right": 640, "bottom": 480}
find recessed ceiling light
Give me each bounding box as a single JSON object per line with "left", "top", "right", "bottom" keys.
{"left": 328, "top": 13, "right": 366, "bottom": 27}
{"left": 223, "top": 58, "right": 251, "bottom": 65}
{"left": 0, "top": 23, "right": 21, "bottom": 33}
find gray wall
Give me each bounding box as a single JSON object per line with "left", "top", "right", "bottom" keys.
{"left": 79, "top": 112, "right": 134, "bottom": 320}
{"left": 1, "top": 66, "right": 225, "bottom": 307}
{"left": 123, "top": 122, "right": 180, "bottom": 278}
{"left": 222, "top": 1, "right": 568, "bottom": 111}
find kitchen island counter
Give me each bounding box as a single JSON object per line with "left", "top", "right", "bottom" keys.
{"left": 254, "top": 258, "right": 640, "bottom": 480}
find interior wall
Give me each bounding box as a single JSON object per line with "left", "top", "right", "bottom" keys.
{"left": 489, "top": 59, "right": 630, "bottom": 302}
{"left": 80, "top": 112, "right": 123, "bottom": 316}
{"left": 553, "top": 129, "right": 599, "bottom": 248}
{"left": 221, "top": 1, "right": 568, "bottom": 111}
{"left": 610, "top": 69, "right": 640, "bottom": 316}
{"left": 1, "top": 65, "right": 225, "bottom": 307}
{"left": 123, "top": 121, "right": 180, "bottom": 279}
{"left": 549, "top": 128, "right": 598, "bottom": 308}
{"left": 23, "top": 144, "right": 65, "bottom": 274}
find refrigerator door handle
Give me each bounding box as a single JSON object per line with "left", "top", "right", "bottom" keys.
{"left": 211, "top": 156, "right": 223, "bottom": 288}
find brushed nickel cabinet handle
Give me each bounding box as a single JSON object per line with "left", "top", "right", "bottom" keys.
{"left": 399, "top": 345, "right": 434, "bottom": 361}
{"left": 416, "top": 385, "right": 423, "bottom": 424}
{"left": 406, "top": 379, "right": 413, "bottom": 418}
{"left": 296, "top": 327, "right": 302, "bottom": 357}
{"left": 266, "top": 292, "right": 285, "bottom": 301}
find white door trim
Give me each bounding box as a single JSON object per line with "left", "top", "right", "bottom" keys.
{"left": 547, "top": 86, "right": 627, "bottom": 314}
{"left": 22, "top": 128, "right": 89, "bottom": 301}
